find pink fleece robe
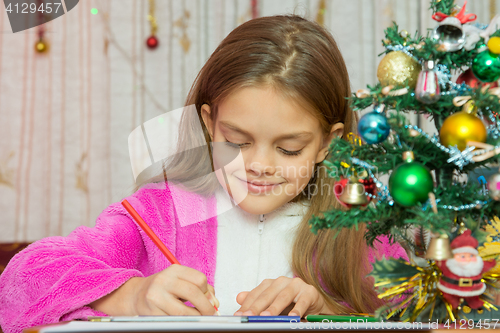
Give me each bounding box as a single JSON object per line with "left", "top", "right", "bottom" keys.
{"left": 0, "top": 182, "right": 407, "bottom": 333}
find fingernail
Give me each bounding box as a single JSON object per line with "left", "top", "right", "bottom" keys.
{"left": 209, "top": 298, "right": 215, "bottom": 306}
{"left": 289, "top": 312, "right": 298, "bottom": 317}
{"left": 243, "top": 311, "right": 254, "bottom": 316}
{"left": 234, "top": 311, "right": 243, "bottom": 316}
{"left": 260, "top": 311, "right": 271, "bottom": 316}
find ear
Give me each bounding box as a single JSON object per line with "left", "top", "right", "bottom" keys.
{"left": 315, "top": 122, "right": 344, "bottom": 164}
{"left": 200, "top": 104, "right": 214, "bottom": 140}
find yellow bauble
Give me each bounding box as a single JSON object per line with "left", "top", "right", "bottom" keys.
{"left": 377, "top": 51, "right": 421, "bottom": 89}
{"left": 439, "top": 111, "right": 487, "bottom": 151}
{"left": 487, "top": 36, "right": 500, "bottom": 54}
{"left": 35, "top": 40, "right": 49, "bottom": 53}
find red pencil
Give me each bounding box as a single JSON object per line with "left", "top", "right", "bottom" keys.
{"left": 121, "top": 199, "right": 220, "bottom": 314}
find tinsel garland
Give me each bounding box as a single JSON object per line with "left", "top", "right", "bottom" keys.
{"left": 371, "top": 256, "right": 499, "bottom": 322}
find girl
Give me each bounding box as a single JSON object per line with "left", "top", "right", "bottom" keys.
{"left": 0, "top": 15, "right": 407, "bottom": 333}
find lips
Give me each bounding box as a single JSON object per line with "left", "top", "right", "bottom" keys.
{"left": 236, "top": 177, "right": 284, "bottom": 194}
{"left": 247, "top": 181, "right": 281, "bottom": 186}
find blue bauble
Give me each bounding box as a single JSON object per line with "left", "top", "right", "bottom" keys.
{"left": 357, "top": 111, "right": 390, "bottom": 144}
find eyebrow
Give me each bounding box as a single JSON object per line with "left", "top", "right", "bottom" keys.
{"left": 219, "top": 121, "right": 313, "bottom": 140}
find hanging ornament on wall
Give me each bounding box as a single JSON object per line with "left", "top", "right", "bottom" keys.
{"left": 431, "top": 0, "right": 476, "bottom": 52}
{"left": 456, "top": 69, "right": 498, "bottom": 89}
{"left": 35, "top": 36, "right": 49, "bottom": 53}
{"left": 471, "top": 50, "right": 500, "bottom": 83}
{"left": 315, "top": 0, "right": 326, "bottom": 26}
{"left": 439, "top": 110, "right": 488, "bottom": 151}
{"left": 357, "top": 104, "right": 390, "bottom": 144}
{"left": 251, "top": 0, "right": 259, "bottom": 19}
{"left": 388, "top": 151, "right": 433, "bottom": 207}
{"left": 35, "top": 0, "right": 49, "bottom": 53}
{"left": 377, "top": 51, "right": 421, "bottom": 89}
{"left": 487, "top": 171, "right": 500, "bottom": 201}
{"left": 415, "top": 60, "right": 440, "bottom": 104}
{"left": 146, "top": 0, "right": 159, "bottom": 49}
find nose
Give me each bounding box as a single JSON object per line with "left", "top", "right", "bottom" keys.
{"left": 245, "top": 147, "right": 276, "bottom": 176}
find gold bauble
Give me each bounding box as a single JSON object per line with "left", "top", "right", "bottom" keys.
{"left": 439, "top": 111, "right": 487, "bottom": 151}
{"left": 377, "top": 51, "right": 421, "bottom": 89}
{"left": 35, "top": 40, "right": 49, "bottom": 53}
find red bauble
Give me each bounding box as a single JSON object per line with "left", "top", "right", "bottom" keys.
{"left": 359, "top": 178, "right": 377, "bottom": 195}
{"left": 456, "top": 69, "right": 498, "bottom": 89}
{"left": 146, "top": 36, "right": 159, "bottom": 49}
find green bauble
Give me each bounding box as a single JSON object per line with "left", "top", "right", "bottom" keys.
{"left": 389, "top": 162, "right": 433, "bottom": 207}
{"left": 471, "top": 50, "right": 500, "bottom": 83}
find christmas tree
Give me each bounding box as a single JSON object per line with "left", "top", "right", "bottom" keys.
{"left": 311, "top": 0, "right": 500, "bottom": 322}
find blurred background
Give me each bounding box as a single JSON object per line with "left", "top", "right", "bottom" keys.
{"left": 0, "top": 0, "right": 497, "bottom": 242}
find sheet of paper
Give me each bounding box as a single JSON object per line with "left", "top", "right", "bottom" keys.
{"left": 34, "top": 320, "right": 436, "bottom": 332}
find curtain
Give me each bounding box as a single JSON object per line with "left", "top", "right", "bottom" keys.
{"left": 0, "top": 0, "right": 497, "bottom": 241}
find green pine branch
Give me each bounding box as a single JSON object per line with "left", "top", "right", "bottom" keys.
{"left": 429, "top": 0, "right": 455, "bottom": 16}
{"left": 349, "top": 85, "right": 500, "bottom": 134}
{"left": 381, "top": 23, "right": 482, "bottom": 71}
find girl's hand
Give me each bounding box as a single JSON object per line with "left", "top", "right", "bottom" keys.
{"left": 132, "top": 264, "right": 219, "bottom": 315}
{"left": 90, "top": 264, "right": 219, "bottom": 316}
{"left": 233, "top": 276, "right": 332, "bottom": 318}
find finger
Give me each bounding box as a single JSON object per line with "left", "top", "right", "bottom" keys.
{"left": 287, "top": 297, "right": 311, "bottom": 318}
{"left": 241, "top": 278, "right": 291, "bottom": 315}
{"left": 260, "top": 283, "right": 300, "bottom": 316}
{"left": 234, "top": 292, "right": 249, "bottom": 315}
{"left": 236, "top": 279, "right": 275, "bottom": 314}
{"left": 160, "top": 294, "right": 203, "bottom": 316}
{"left": 288, "top": 286, "right": 321, "bottom": 318}
{"left": 207, "top": 284, "right": 215, "bottom": 295}
{"left": 170, "top": 265, "right": 210, "bottom": 295}
{"left": 205, "top": 285, "right": 220, "bottom": 309}
{"left": 236, "top": 291, "right": 249, "bottom": 305}
{"left": 169, "top": 279, "right": 216, "bottom": 315}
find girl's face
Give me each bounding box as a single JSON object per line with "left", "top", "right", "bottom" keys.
{"left": 201, "top": 86, "right": 343, "bottom": 215}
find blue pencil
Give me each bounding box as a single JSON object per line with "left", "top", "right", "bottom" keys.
{"left": 246, "top": 316, "right": 301, "bottom": 323}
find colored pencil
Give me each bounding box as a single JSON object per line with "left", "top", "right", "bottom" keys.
{"left": 121, "top": 199, "right": 220, "bottom": 315}
{"left": 305, "top": 315, "right": 378, "bottom": 322}
{"left": 88, "top": 315, "right": 301, "bottom": 323}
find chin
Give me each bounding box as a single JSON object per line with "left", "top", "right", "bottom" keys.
{"left": 236, "top": 195, "right": 288, "bottom": 215}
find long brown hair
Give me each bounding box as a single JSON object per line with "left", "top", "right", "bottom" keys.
{"left": 140, "top": 15, "right": 382, "bottom": 313}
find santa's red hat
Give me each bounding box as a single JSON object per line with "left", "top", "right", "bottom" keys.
{"left": 450, "top": 229, "right": 479, "bottom": 255}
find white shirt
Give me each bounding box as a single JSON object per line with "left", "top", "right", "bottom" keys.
{"left": 213, "top": 186, "right": 310, "bottom": 315}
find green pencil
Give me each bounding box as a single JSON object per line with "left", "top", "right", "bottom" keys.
{"left": 306, "top": 315, "right": 379, "bottom": 322}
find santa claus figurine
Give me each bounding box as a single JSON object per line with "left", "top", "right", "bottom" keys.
{"left": 437, "top": 230, "right": 496, "bottom": 309}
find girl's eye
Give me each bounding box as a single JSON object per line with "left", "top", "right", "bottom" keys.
{"left": 280, "top": 148, "right": 303, "bottom": 156}
{"left": 225, "top": 140, "right": 302, "bottom": 156}
{"left": 224, "top": 140, "right": 246, "bottom": 149}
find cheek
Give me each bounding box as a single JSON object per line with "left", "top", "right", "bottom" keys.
{"left": 211, "top": 143, "right": 244, "bottom": 173}
{"left": 277, "top": 158, "right": 316, "bottom": 183}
